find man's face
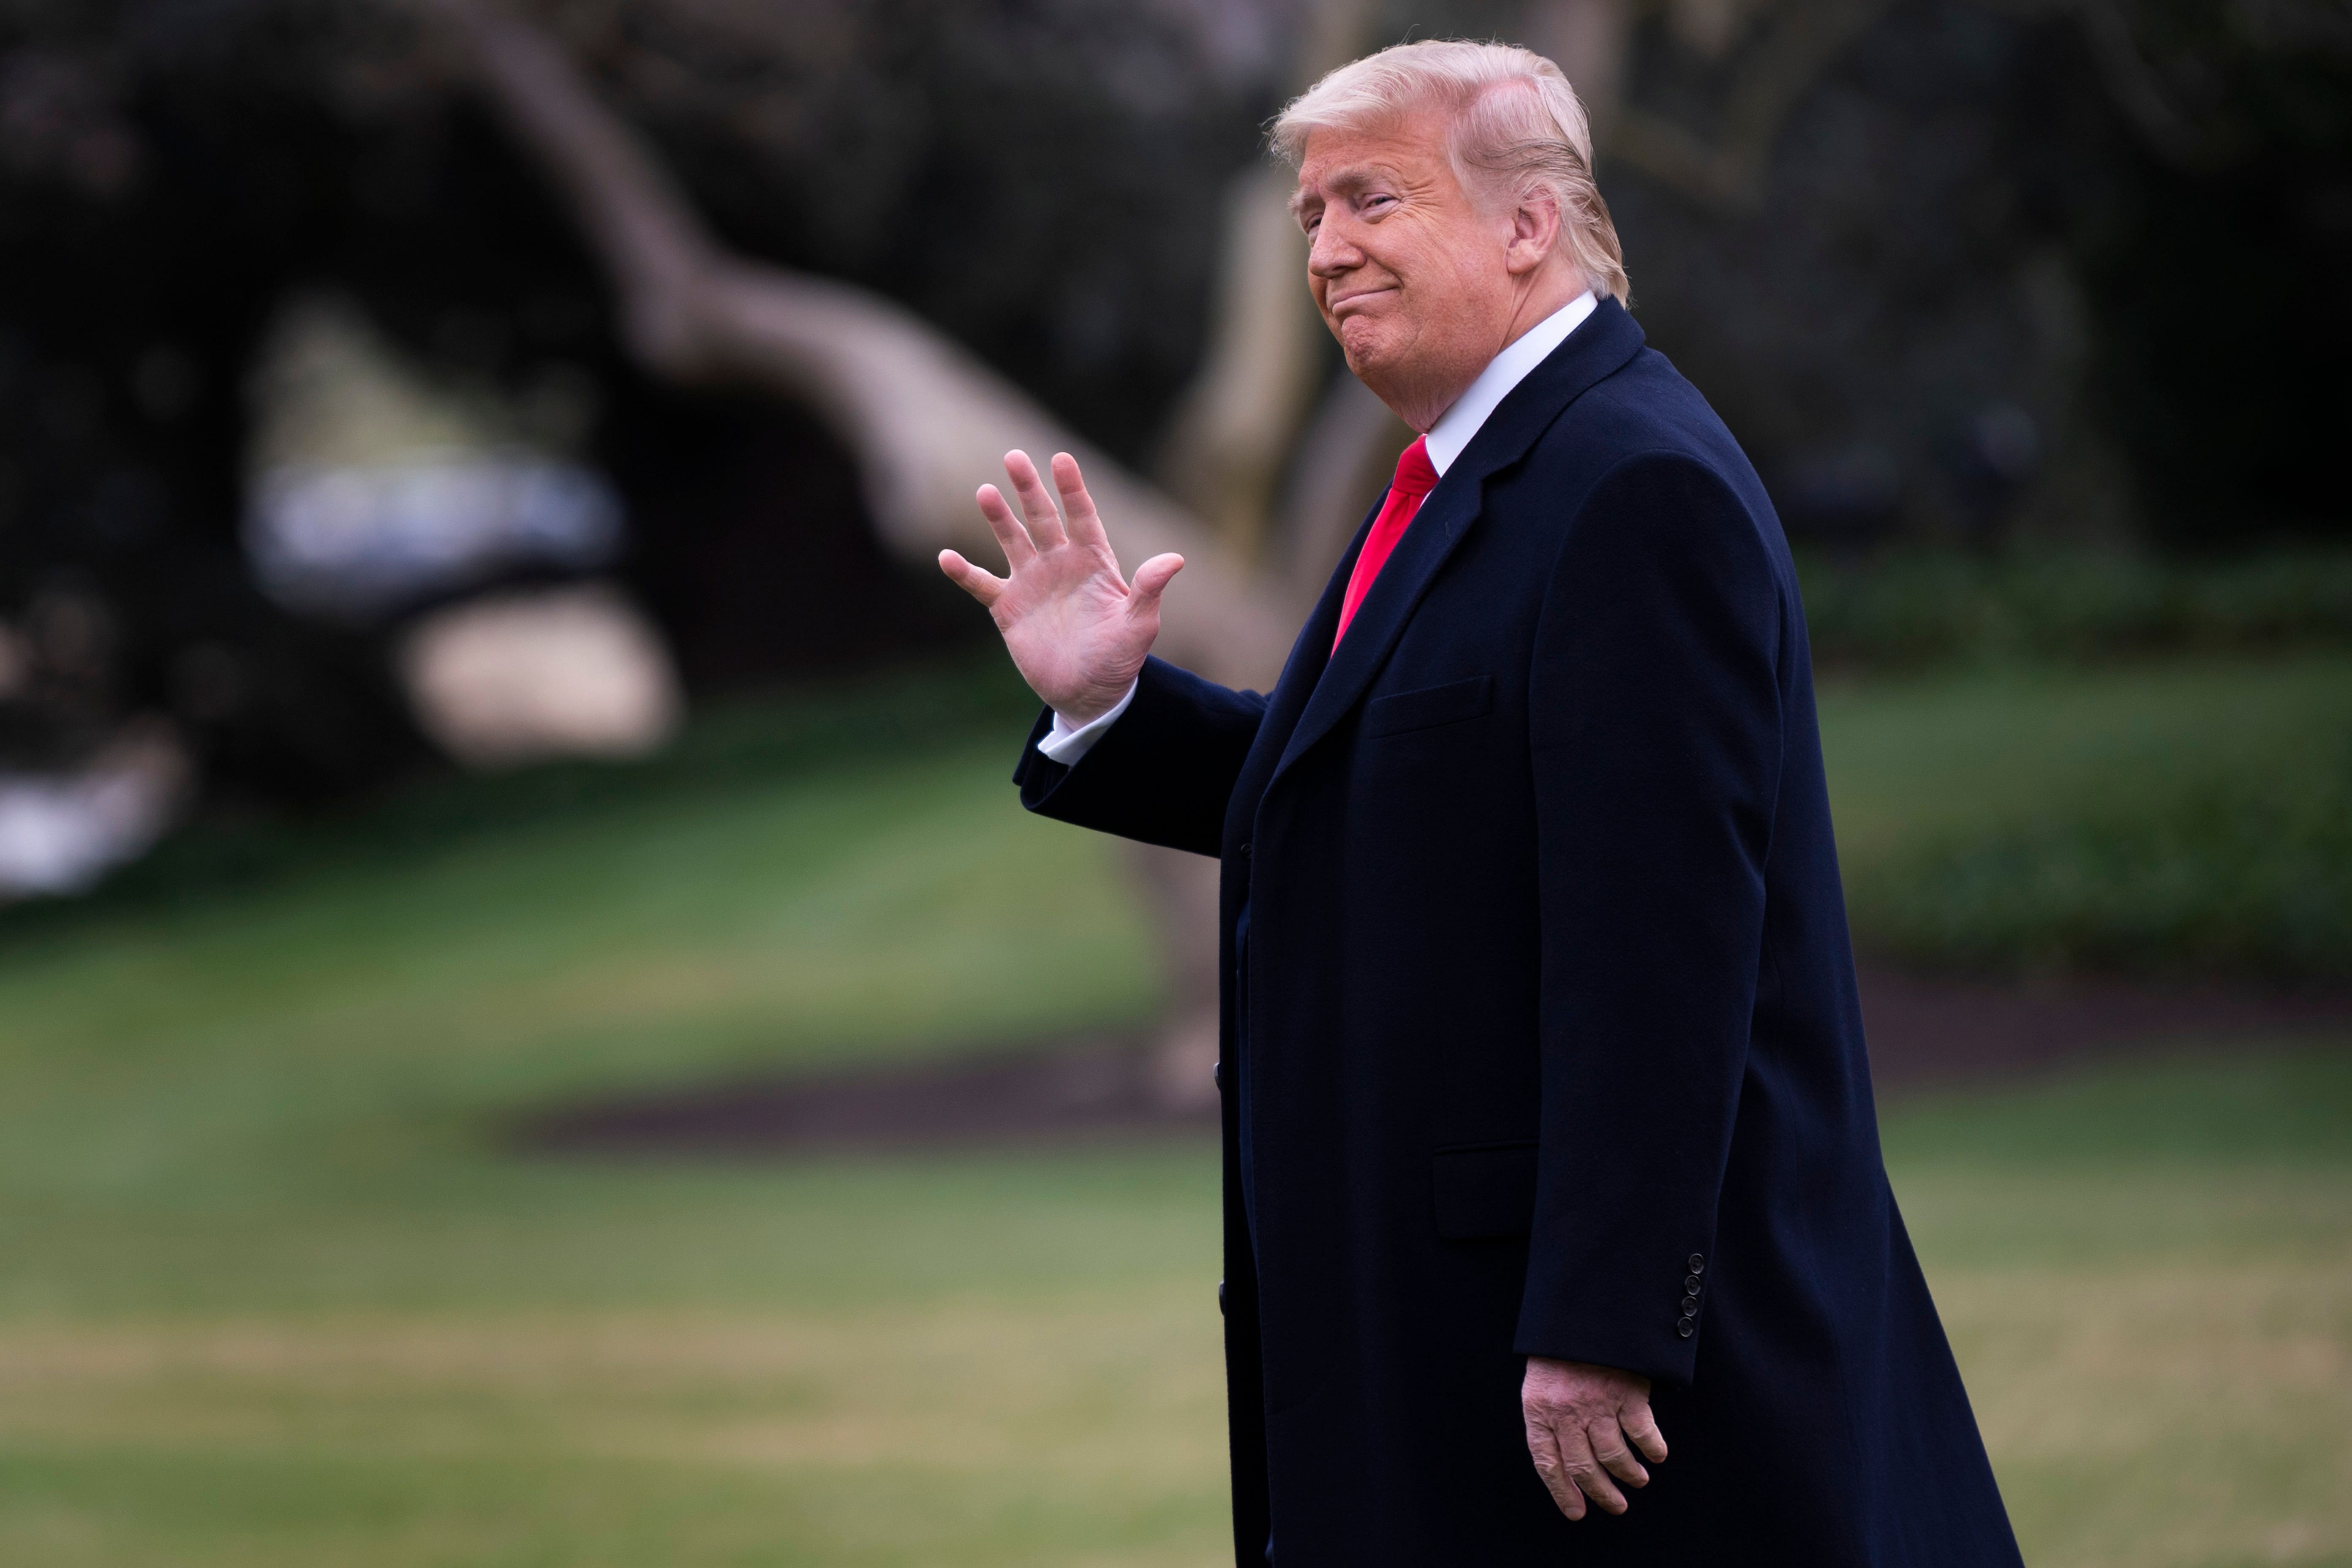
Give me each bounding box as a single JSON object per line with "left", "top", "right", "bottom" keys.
{"left": 1292, "top": 109, "right": 1522, "bottom": 428}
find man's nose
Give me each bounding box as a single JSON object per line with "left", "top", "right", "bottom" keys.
{"left": 1307, "top": 218, "right": 1360, "bottom": 278}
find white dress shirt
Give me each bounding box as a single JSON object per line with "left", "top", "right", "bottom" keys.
{"left": 1038, "top": 291, "right": 1598, "bottom": 765}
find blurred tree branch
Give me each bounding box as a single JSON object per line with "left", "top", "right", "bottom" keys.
{"left": 421, "top": 0, "right": 1297, "bottom": 690}
{"left": 1536, "top": 0, "right": 2342, "bottom": 214}
{"left": 1539, "top": 0, "right": 1898, "bottom": 211}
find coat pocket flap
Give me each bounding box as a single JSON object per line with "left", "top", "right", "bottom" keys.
{"left": 1430, "top": 1140, "right": 1538, "bottom": 1240}
{"left": 1363, "top": 675, "right": 1494, "bottom": 738}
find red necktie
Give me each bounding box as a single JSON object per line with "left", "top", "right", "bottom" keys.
{"left": 1333, "top": 436, "right": 1439, "bottom": 649}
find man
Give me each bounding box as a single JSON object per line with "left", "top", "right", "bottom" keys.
{"left": 939, "top": 39, "right": 2023, "bottom": 1568}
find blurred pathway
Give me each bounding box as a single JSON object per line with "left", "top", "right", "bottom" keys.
{"left": 1857, "top": 965, "right": 2352, "bottom": 1092}
{"left": 523, "top": 972, "right": 2352, "bottom": 1154}
{"left": 523, "top": 1033, "right": 1193, "bottom": 1155}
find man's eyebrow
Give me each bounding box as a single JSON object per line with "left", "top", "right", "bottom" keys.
{"left": 1288, "top": 163, "right": 1389, "bottom": 223}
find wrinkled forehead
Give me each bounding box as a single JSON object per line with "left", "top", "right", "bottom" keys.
{"left": 1288, "top": 108, "right": 1458, "bottom": 215}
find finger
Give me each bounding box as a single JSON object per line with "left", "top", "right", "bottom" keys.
{"left": 1621, "top": 1399, "right": 1668, "bottom": 1465}
{"left": 1564, "top": 1423, "right": 1628, "bottom": 1515}
{"left": 1051, "top": 452, "right": 1109, "bottom": 550}
{"left": 1591, "top": 1415, "right": 1651, "bottom": 1490}
{"left": 976, "top": 485, "right": 1037, "bottom": 569}
{"left": 1127, "top": 553, "right": 1185, "bottom": 616}
{"left": 936, "top": 549, "right": 1005, "bottom": 607}
{"left": 1002, "top": 450, "right": 1069, "bottom": 549}
{"left": 1524, "top": 1413, "right": 1586, "bottom": 1521}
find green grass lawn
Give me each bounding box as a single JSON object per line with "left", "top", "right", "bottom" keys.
{"left": 0, "top": 656, "right": 2345, "bottom": 1565}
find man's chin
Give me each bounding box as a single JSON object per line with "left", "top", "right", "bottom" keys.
{"left": 1338, "top": 327, "right": 1405, "bottom": 387}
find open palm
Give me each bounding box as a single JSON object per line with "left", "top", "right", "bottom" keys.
{"left": 939, "top": 450, "right": 1184, "bottom": 724}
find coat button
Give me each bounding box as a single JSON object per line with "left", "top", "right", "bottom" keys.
{"left": 1688, "top": 1253, "right": 1706, "bottom": 1274}
{"left": 1218, "top": 1280, "right": 1226, "bottom": 1315}
{"left": 1682, "top": 1294, "right": 1700, "bottom": 1315}
{"left": 1676, "top": 1317, "right": 1695, "bottom": 1338}
{"left": 1212, "top": 1061, "right": 1224, "bottom": 1092}
{"left": 1685, "top": 1273, "right": 1703, "bottom": 1294}
{"left": 1239, "top": 842, "right": 1252, "bottom": 860}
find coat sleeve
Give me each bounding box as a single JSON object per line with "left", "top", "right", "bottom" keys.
{"left": 1514, "top": 452, "right": 1783, "bottom": 1387}
{"left": 1012, "top": 654, "right": 1268, "bottom": 858}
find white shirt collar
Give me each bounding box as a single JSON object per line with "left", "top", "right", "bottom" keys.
{"left": 1422, "top": 291, "right": 1597, "bottom": 476}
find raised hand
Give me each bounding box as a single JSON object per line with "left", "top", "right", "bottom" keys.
{"left": 939, "top": 450, "right": 1184, "bottom": 724}
{"left": 1522, "top": 1356, "right": 1669, "bottom": 1520}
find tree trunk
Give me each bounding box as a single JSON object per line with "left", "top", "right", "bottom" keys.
{"left": 1151, "top": 0, "right": 1390, "bottom": 569}
{"left": 1151, "top": 163, "right": 1332, "bottom": 562}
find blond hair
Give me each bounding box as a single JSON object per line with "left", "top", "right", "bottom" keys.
{"left": 1269, "top": 39, "right": 1629, "bottom": 306}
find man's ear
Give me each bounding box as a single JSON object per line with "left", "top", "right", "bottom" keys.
{"left": 1504, "top": 191, "right": 1565, "bottom": 276}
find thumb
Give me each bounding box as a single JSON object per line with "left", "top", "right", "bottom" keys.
{"left": 1129, "top": 553, "right": 1184, "bottom": 615}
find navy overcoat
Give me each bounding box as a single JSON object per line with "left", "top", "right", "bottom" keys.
{"left": 1014, "top": 300, "right": 2023, "bottom": 1566}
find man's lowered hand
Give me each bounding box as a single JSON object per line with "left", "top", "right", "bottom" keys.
{"left": 1522, "top": 1356, "right": 1668, "bottom": 1520}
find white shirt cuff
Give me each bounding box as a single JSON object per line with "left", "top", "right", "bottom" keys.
{"left": 1037, "top": 679, "right": 1139, "bottom": 765}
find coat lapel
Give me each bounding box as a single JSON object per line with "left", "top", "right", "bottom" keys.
{"left": 1265, "top": 298, "right": 1648, "bottom": 790}
{"left": 1223, "top": 502, "right": 1369, "bottom": 837}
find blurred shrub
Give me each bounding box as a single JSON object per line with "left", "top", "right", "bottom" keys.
{"left": 1851, "top": 740, "right": 2352, "bottom": 982}
{"left": 1798, "top": 547, "right": 2352, "bottom": 670}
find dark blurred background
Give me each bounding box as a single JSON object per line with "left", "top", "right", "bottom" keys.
{"left": 4, "top": 0, "right": 2345, "bottom": 837}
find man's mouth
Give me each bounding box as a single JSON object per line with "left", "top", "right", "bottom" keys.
{"left": 1326, "top": 286, "right": 1397, "bottom": 317}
